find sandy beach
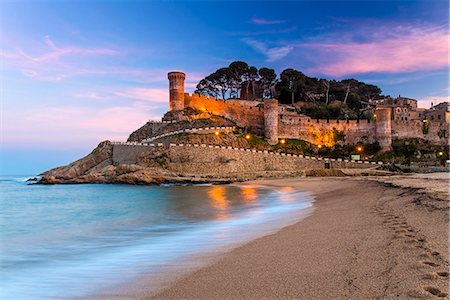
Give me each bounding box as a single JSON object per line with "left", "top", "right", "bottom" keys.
{"left": 147, "top": 175, "right": 449, "bottom": 299}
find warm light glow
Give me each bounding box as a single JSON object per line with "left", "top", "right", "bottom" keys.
{"left": 215, "top": 131, "right": 219, "bottom": 135}
{"left": 240, "top": 186, "right": 258, "bottom": 203}
{"left": 280, "top": 139, "right": 286, "bottom": 144}
{"left": 357, "top": 146, "right": 363, "bottom": 152}
{"left": 207, "top": 186, "right": 230, "bottom": 220}
{"left": 318, "top": 144, "right": 322, "bottom": 149}
{"left": 245, "top": 134, "right": 251, "bottom": 140}
{"left": 438, "top": 151, "right": 444, "bottom": 156}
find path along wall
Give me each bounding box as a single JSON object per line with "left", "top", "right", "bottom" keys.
{"left": 184, "top": 93, "right": 265, "bottom": 134}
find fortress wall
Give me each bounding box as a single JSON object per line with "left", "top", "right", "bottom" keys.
{"left": 184, "top": 93, "right": 265, "bottom": 134}
{"left": 278, "top": 116, "right": 376, "bottom": 146}
{"left": 112, "top": 143, "right": 377, "bottom": 177}
{"left": 391, "top": 120, "right": 449, "bottom": 144}
{"left": 166, "top": 145, "right": 373, "bottom": 175}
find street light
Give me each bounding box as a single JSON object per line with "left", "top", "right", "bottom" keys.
{"left": 215, "top": 131, "right": 220, "bottom": 136}
{"left": 318, "top": 145, "right": 322, "bottom": 149}
{"left": 357, "top": 146, "right": 363, "bottom": 152}
{"left": 245, "top": 134, "right": 251, "bottom": 140}
{"left": 280, "top": 139, "right": 286, "bottom": 144}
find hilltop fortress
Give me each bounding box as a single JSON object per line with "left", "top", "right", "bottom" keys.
{"left": 166, "top": 72, "right": 449, "bottom": 151}
{"left": 37, "top": 71, "right": 449, "bottom": 185}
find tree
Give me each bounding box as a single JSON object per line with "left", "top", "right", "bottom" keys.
{"left": 280, "top": 68, "right": 302, "bottom": 105}
{"left": 210, "top": 68, "right": 231, "bottom": 99}
{"left": 321, "top": 79, "right": 330, "bottom": 105}
{"left": 195, "top": 68, "right": 231, "bottom": 99}
{"left": 247, "top": 66, "right": 259, "bottom": 100}
{"left": 228, "top": 61, "right": 249, "bottom": 98}
{"left": 258, "top": 67, "right": 277, "bottom": 99}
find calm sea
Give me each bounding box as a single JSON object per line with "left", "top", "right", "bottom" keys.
{"left": 0, "top": 176, "right": 313, "bottom": 299}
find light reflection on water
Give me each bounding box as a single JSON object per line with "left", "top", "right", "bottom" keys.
{"left": 0, "top": 177, "right": 313, "bottom": 299}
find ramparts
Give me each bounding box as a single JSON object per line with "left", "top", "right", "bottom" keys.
{"left": 169, "top": 72, "right": 449, "bottom": 149}
{"left": 111, "top": 143, "right": 382, "bottom": 175}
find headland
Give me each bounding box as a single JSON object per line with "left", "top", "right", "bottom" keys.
{"left": 37, "top": 70, "right": 449, "bottom": 185}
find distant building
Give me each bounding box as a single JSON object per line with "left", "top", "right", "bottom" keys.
{"left": 373, "top": 96, "right": 449, "bottom": 123}
{"left": 423, "top": 102, "right": 450, "bottom": 123}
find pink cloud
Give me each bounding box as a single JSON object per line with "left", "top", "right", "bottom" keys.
{"left": 301, "top": 24, "right": 449, "bottom": 77}
{"left": 3, "top": 102, "right": 162, "bottom": 147}
{"left": 114, "top": 87, "right": 168, "bottom": 103}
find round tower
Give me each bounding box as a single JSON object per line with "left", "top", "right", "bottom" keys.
{"left": 375, "top": 107, "right": 392, "bottom": 151}
{"left": 264, "top": 99, "right": 279, "bottom": 145}
{"left": 168, "top": 71, "right": 186, "bottom": 111}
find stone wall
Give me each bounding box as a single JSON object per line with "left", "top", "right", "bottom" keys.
{"left": 111, "top": 143, "right": 380, "bottom": 176}
{"left": 184, "top": 93, "right": 265, "bottom": 134}
{"left": 391, "top": 120, "right": 450, "bottom": 144}
{"left": 278, "top": 116, "right": 376, "bottom": 146}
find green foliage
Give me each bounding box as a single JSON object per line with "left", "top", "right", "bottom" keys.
{"left": 195, "top": 61, "right": 385, "bottom": 118}
{"left": 422, "top": 122, "right": 430, "bottom": 134}
{"left": 316, "top": 142, "right": 381, "bottom": 158}
{"left": 301, "top": 102, "right": 348, "bottom": 119}
{"left": 273, "top": 139, "right": 313, "bottom": 155}
{"left": 437, "top": 129, "right": 446, "bottom": 139}
{"left": 246, "top": 135, "right": 270, "bottom": 147}
{"left": 333, "top": 129, "right": 345, "bottom": 142}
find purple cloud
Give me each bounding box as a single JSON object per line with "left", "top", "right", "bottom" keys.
{"left": 298, "top": 24, "right": 449, "bottom": 77}
{"left": 250, "top": 18, "right": 287, "bottom": 25}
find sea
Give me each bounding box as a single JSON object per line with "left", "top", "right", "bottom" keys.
{"left": 0, "top": 176, "right": 313, "bottom": 299}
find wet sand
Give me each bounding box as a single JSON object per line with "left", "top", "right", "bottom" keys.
{"left": 148, "top": 175, "right": 449, "bottom": 299}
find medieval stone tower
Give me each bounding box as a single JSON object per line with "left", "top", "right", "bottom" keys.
{"left": 168, "top": 71, "right": 186, "bottom": 111}
{"left": 264, "top": 99, "right": 279, "bottom": 145}
{"left": 375, "top": 107, "right": 392, "bottom": 151}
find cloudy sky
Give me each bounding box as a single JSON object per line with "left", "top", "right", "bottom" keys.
{"left": 1, "top": 0, "right": 448, "bottom": 174}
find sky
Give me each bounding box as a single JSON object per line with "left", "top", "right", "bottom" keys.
{"left": 1, "top": 0, "right": 449, "bottom": 175}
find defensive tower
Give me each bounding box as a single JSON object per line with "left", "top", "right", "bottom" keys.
{"left": 168, "top": 71, "right": 186, "bottom": 111}
{"left": 375, "top": 107, "right": 392, "bottom": 151}
{"left": 264, "top": 99, "right": 279, "bottom": 145}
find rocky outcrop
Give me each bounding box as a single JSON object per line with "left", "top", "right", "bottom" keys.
{"left": 38, "top": 140, "right": 233, "bottom": 185}
{"left": 127, "top": 113, "right": 235, "bottom": 143}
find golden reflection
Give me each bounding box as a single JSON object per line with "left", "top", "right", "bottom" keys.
{"left": 278, "top": 186, "right": 295, "bottom": 203}
{"left": 207, "top": 186, "right": 230, "bottom": 220}
{"left": 240, "top": 186, "right": 258, "bottom": 203}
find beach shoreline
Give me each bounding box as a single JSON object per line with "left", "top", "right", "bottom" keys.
{"left": 143, "top": 175, "right": 449, "bottom": 299}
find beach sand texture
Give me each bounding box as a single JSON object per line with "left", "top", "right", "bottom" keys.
{"left": 149, "top": 176, "right": 449, "bottom": 299}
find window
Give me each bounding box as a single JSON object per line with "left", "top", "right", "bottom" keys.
{"left": 438, "top": 114, "right": 441, "bottom": 120}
